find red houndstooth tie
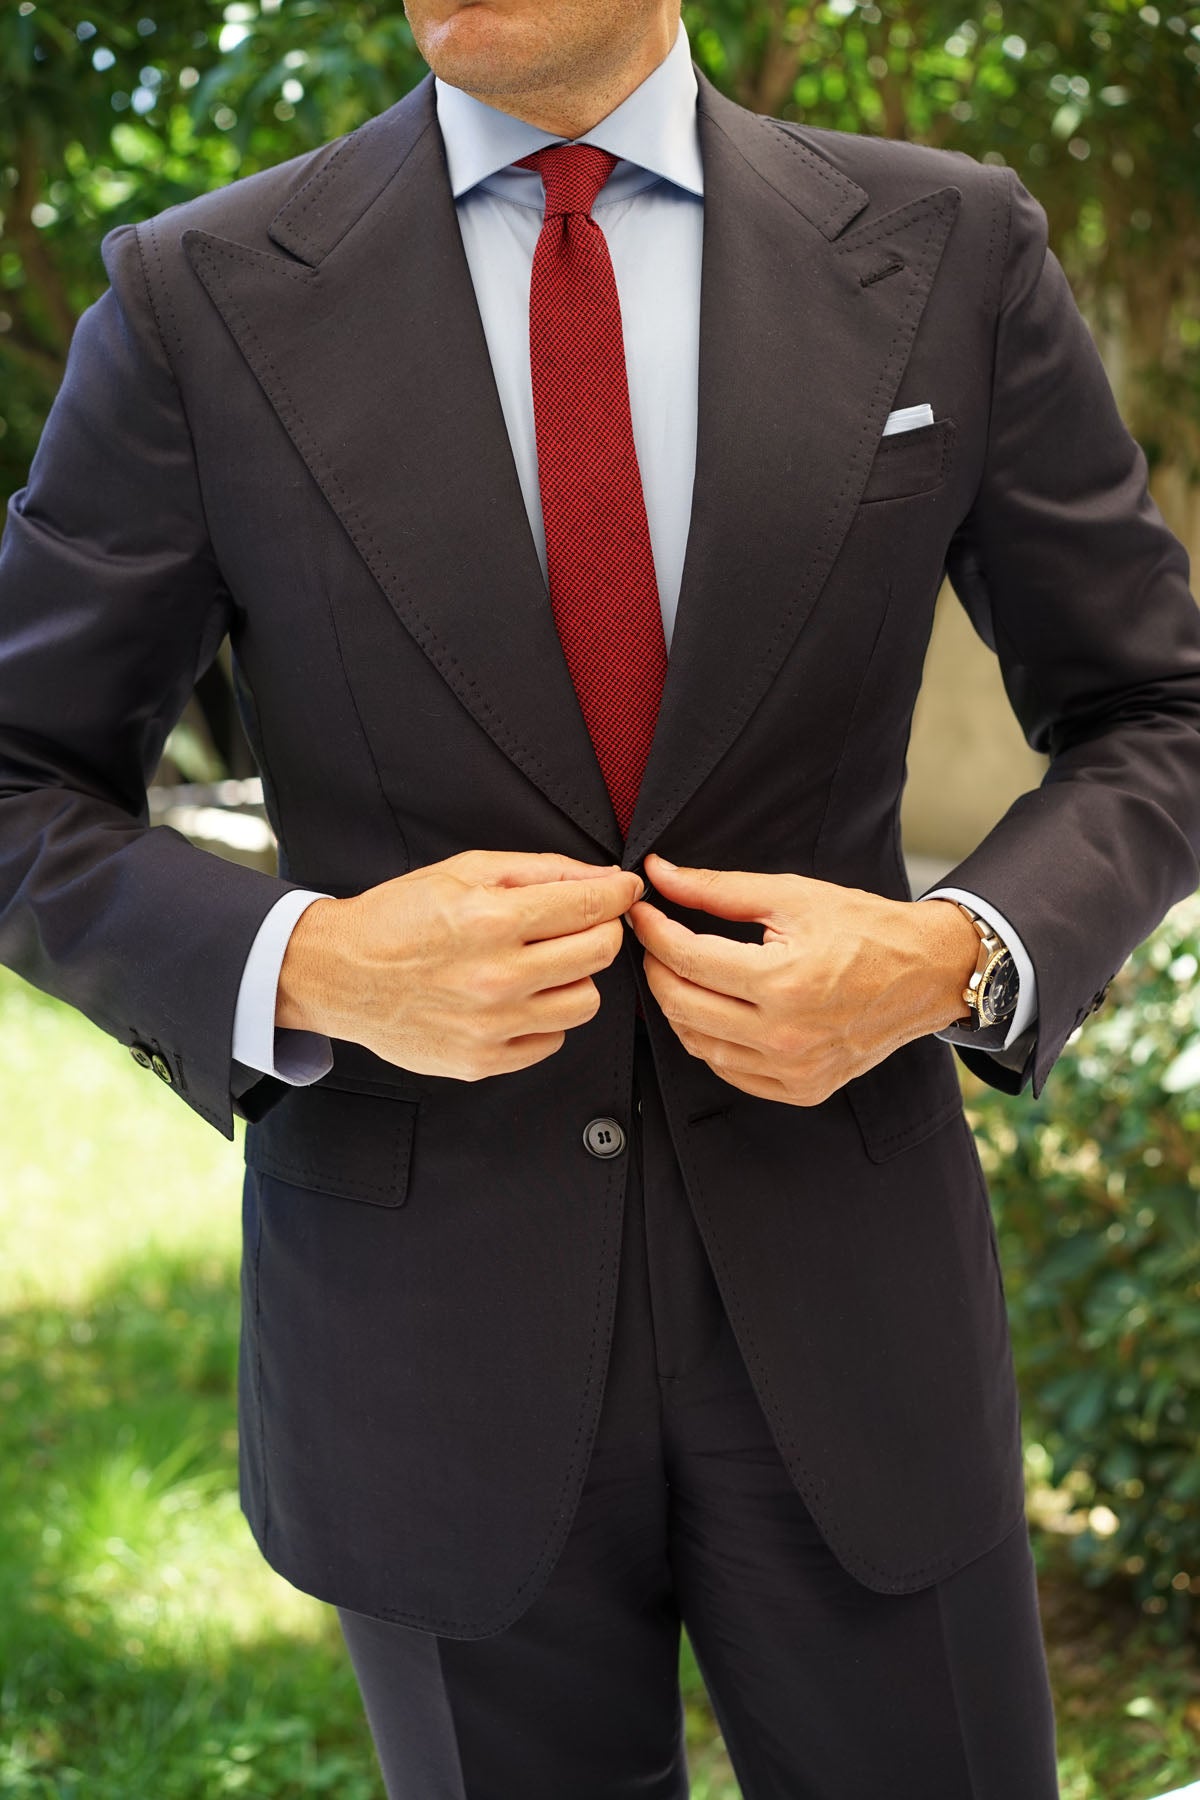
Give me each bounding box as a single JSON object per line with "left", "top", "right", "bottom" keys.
{"left": 514, "top": 142, "right": 668, "bottom": 842}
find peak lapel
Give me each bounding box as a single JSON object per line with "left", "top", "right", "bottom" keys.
{"left": 621, "top": 70, "right": 961, "bottom": 865}
{"left": 182, "top": 73, "right": 624, "bottom": 857}
{"left": 181, "top": 65, "right": 960, "bottom": 868}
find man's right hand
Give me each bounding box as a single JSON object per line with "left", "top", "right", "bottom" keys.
{"left": 275, "top": 850, "right": 644, "bottom": 1080}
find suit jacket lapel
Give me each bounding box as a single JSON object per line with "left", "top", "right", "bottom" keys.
{"left": 622, "top": 73, "right": 960, "bottom": 864}
{"left": 184, "top": 71, "right": 625, "bottom": 856}
{"left": 182, "top": 66, "right": 960, "bottom": 864}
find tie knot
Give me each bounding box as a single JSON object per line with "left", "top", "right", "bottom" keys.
{"left": 513, "top": 142, "right": 620, "bottom": 220}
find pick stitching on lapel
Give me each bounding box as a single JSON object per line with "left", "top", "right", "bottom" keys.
{"left": 181, "top": 67, "right": 960, "bottom": 862}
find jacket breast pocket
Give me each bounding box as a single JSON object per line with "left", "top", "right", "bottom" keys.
{"left": 859, "top": 417, "right": 956, "bottom": 505}
{"left": 243, "top": 1078, "right": 422, "bottom": 1207}
{"left": 844, "top": 1031, "right": 965, "bottom": 1162}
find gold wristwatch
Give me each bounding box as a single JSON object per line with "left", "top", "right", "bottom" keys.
{"left": 954, "top": 903, "right": 1020, "bottom": 1030}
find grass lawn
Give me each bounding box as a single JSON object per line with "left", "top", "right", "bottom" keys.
{"left": 1, "top": 964, "right": 1196, "bottom": 1798}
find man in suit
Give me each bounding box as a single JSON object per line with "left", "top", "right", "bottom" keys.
{"left": 2, "top": 0, "right": 1199, "bottom": 1792}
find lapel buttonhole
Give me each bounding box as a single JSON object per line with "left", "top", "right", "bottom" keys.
{"left": 860, "top": 256, "right": 906, "bottom": 288}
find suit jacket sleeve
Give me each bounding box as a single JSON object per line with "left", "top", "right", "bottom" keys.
{"left": 935, "top": 167, "right": 1200, "bottom": 1100}
{"left": 0, "top": 220, "right": 314, "bottom": 1140}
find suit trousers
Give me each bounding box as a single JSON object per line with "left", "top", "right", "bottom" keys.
{"left": 334, "top": 1019, "right": 1062, "bottom": 1799}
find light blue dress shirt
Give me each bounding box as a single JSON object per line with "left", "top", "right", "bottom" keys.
{"left": 230, "top": 14, "right": 1037, "bottom": 1088}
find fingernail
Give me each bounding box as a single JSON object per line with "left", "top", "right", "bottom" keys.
{"left": 655, "top": 856, "right": 677, "bottom": 870}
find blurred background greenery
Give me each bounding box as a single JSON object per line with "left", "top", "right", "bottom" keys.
{"left": 4, "top": 910, "right": 1200, "bottom": 1798}
{"left": 2, "top": 2, "right": 1200, "bottom": 1796}
{"left": 5, "top": 0, "right": 1200, "bottom": 847}
{"left": 2, "top": 0, "right": 1198, "bottom": 511}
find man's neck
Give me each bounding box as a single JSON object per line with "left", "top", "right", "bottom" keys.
{"left": 448, "top": 15, "right": 678, "bottom": 140}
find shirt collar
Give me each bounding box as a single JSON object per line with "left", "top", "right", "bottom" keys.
{"left": 433, "top": 14, "right": 704, "bottom": 207}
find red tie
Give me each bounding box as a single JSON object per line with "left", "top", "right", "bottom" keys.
{"left": 514, "top": 143, "right": 668, "bottom": 843}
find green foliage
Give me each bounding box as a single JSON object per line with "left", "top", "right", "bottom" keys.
{"left": 0, "top": 1262, "right": 385, "bottom": 1798}
{"left": 2, "top": 1, "right": 1199, "bottom": 501}
{"left": 965, "top": 890, "right": 1200, "bottom": 1644}
{"left": 687, "top": 0, "right": 1200, "bottom": 474}
{"left": 4, "top": 953, "right": 1200, "bottom": 1790}
{"left": 0, "top": 965, "right": 740, "bottom": 1797}
{"left": 0, "top": 1, "right": 429, "bottom": 498}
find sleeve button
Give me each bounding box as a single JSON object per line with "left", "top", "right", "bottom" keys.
{"left": 129, "top": 1044, "right": 153, "bottom": 1069}
{"left": 149, "top": 1053, "right": 174, "bottom": 1084}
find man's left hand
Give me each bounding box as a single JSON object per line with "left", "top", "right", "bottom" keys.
{"left": 626, "top": 852, "right": 981, "bottom": 1105}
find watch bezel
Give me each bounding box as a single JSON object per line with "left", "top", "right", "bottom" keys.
{"left": 973, "top": 946, "right": 1019, "bottom": 1027}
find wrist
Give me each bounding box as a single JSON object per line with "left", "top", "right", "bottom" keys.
{"left": 276, "top": 895, "right": 347, "bottom": 1034}
{"left": 911, "top": 898, "right": 979, "bottom": 1032}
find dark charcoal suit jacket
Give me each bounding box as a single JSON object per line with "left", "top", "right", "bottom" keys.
{"left": 2, "top": 60, "right": 1199, "bottom": 1639}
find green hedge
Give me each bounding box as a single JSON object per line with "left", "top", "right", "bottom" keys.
{"left": 964, "top": 891, "right": 1200, "bottom": 1641}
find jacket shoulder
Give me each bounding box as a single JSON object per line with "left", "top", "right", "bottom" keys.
{"left": 127, "top": 131, "right": 354, "bottom": 258}
{"left": 773, "top": 118, "right": 1006, "bottom": 215}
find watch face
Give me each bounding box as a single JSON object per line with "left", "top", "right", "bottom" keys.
{"left": 979, "top": 950, "right": 1019, "bottom": 1026}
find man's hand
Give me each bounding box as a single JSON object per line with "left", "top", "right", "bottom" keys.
{"left": 277, "top": 850, "right": 644, "bottom": 1080}
{"left": 627, "top": 852, "right": 980, "bottom": 1105}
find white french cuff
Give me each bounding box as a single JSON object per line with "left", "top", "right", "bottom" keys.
{"left": 917, "top": 886, "right": 1038, "bottom": 1051}
{"left": 231, "top": 887, "right": 336, "bottom": 1084}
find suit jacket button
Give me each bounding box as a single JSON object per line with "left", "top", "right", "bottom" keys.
{"left": 129, "top": 1043, "right": 153, "bottom": 1069}
{"left": 149, "top": 1053, "right": 174, "bottom": 1084}
{"left": 583, "top": 1117, "right": 625, "bottom": 1158}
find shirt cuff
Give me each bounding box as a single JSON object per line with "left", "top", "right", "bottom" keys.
{"left": 917, "top": 886, "right": 1038, "bottom": 1052}
{"left": 231, "top": 887, "right": 336, "bottom": 1085}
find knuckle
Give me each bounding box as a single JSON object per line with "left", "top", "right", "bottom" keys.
{"left": 656, "top": 992, "right": 683, "bottom": 1024}
{"left": 780, "top": 972, "right": 805, "bottom": 1015}
{"left": 584, "top": 881, "right": 616, "bottom": 928}
{"left": 465, "top": 888, "right": 507, "bottom": 939}
{"left": 772, "top": 969, "right": 805, "bottom": 1011}
{"left": 479, "top": 959, "right": 519, "bottom": 1004}
{"left": 559, "top": 981, "right": 599, "bottom": 1028}
{"left": 470, "top": 964, "right": 503, "bottom": 1004}
{"left": 671, "top": 945, "right": 695, "bottom": 985}
{"left": 463, "top": 1010, "right": 497, "bottom": 1048}
{"left": 569, "top": 882, "right": 598, "bottom": 929}
{"left": 662, "top": 943, "right": 690, "bottom": 986}
{"left": 448, "top": 849, "right": 493, "bottom": 886}
{"left": 598, "top": 920, "right": 625, "bottom": 961}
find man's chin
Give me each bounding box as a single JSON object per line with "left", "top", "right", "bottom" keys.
{"left": 419, "top": 13, "right": 538, "bottom": 90}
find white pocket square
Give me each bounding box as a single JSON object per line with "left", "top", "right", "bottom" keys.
{"left": 882, "top": 403, "right": 935, "bottom": 437}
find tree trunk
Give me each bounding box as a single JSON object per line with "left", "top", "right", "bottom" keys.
{"left": 9, "top": 132, "right": 78, "bottom": 361}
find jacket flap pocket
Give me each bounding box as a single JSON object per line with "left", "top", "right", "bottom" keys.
{"left": 859, "top": 416, "right": 955, "bottom": 505}
{"left": 244, "top": 1081, "right": 419, "bottom": 1207}
{"left": 844, "top": 1031, "right": 964, "bottom": 1162}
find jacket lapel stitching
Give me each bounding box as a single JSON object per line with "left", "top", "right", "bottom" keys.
{"left": 185, "top": 231, "right": 622, "bottom": 849}
{"left": 762, "top": 120, "right": 869, "bottom": 237}
{"left": 833, "top": 187, "right": 960, "bottom": 257}
{"left": 630, "top": 196, "right": 958, "bottom": 851}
